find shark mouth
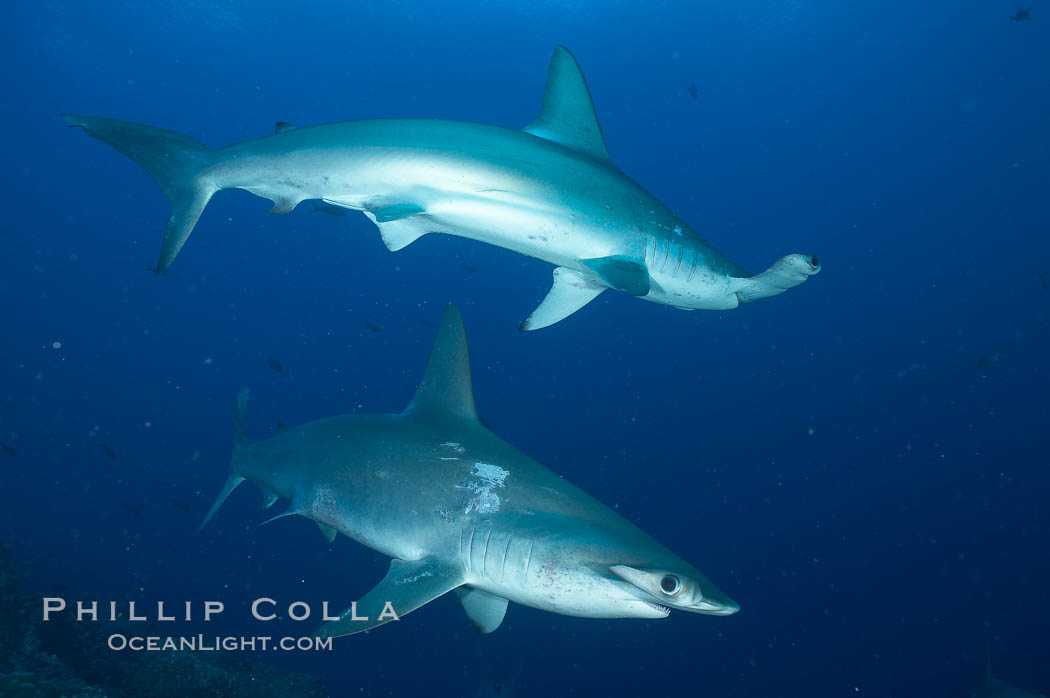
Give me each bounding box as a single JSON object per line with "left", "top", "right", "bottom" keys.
{"left": 643, "top": 601, "right": 671, "bottom": 615}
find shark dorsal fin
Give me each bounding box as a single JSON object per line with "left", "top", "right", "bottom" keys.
{"left": 404, "top": 304, "right": 478, "bottom": 422}
{"left": 524, "top": 46, "right": 611, "bottom": 164}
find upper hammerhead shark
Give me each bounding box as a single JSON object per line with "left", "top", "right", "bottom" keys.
{"left": 62, "top": 46, "right": 819, "bottom": 329}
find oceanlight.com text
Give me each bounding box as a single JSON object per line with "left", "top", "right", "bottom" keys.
{"left": 106, "top": 634, "right": 333, "bottom": 652}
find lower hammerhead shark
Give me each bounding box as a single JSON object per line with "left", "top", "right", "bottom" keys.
{"left": 201, "top": 305, "right": 739, "bottom": 637}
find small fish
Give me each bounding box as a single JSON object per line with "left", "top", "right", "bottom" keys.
{"left": 171, "top": 498, "right": 190, "bottom": 512}
{"left": 276, "top": 421, "right": 288, "bottom": 432}
{"left": 99, "top": 443, "right": 117, "bottom": 460}
{"left": 688, "top": 84, "right": 699, "bottom": 101}
{"left": 1, "top": 444, "right": 14, "bottom": 457}
{"left": 463, "top": 263, "right": 481, "bottom": 273}
{"left": 976, "top": 352, "right": 1000, "bottom": 370}
{"left": 267, "top": 358, "right": 284, "bottom": 373}
{"left": 118, "top": 500, "right": 141, "bottom": 515}
{"left": 1010, "top": 7, "right": 1031, "bottom": 21}
{"left": 365, "top": 320, "right": 383, "bottom": 333}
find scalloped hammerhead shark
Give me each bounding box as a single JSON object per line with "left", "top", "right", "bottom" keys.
{"left": 61, "top": 47, "right": 819, "bottom": 330}
{"left": 200, "top": 305, "right": 739, "bottom": 638}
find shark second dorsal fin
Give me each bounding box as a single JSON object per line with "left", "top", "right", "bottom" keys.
{"left": 524, "top": 46, "right": 611, "bottom": 164}
{"left": 274, "top": 121, "right": 296, "bottom": 134}
{"left": 404, "top": 304, "right": 478, "bottom": 423}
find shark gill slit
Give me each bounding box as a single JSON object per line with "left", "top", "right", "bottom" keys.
{"left": 673, "top": 245, "right": 685, "bottom": 277}
{"left": 482, "top": 528, "right": 494, "bottom": 577}
{"left": 687, "top": 249, "right": 699, "bottom": 282}
{"left": 522, "top": 539, "right": 535, "bottom": 589}
{"left": 499, "top": 536, "right": 513, "bottom": 583}
{"left": 662, "top": 240, "right": 671, "bottom": 271}
{"left": 466, "top": 525, "right": 477, "bottom": 574}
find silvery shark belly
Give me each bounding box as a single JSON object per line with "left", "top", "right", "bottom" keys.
{"left": 61, "top": 46, "right": 820, "bottom": 329}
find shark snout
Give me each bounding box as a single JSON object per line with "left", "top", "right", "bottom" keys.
{"left": 695, "top": 595, "right": 740, "bottom": 616}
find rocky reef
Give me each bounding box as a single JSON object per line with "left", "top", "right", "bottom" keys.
{"left": 0, "top": 541, "right": 328, "bottom": 697}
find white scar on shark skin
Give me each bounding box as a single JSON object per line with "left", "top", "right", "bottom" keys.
{"left": 198, "top": 305, "right": 740, "bottom": 639}
{"left": 62, "top": 47, "right": 820, "bottom": 330}
{"left": 458, "top": 462, "right": 510, "bottom": 515}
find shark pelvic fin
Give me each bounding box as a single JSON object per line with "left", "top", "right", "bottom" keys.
{"left": 455, "top": 587, "right": 509, "bottom": 634}
{"left": 260, "top": 507, "right": 300, "bottom": 526}
{"left": 199, "top": 474, "right": 245, "bottom": 532}
{"left": 403, "top": 304, "right": 479, "bottom": 422}
{"left": 524, "top": 46, "right": 611, "bottom": 164}
{"left": 520, "top": 267, "right": 605, "bottom": 331}
{"left": 315, "top": 556, "right": 464, "bottom": 639}
{"left": 581, "top": 255, "right": 651, "bottom": 296}
{"left": 316, "top": 521, "right": 337, "bottom": 543}
{"left": 730, "top": 253, "right": 821, "bottom": 303}
{"left": 60, "top": 114, "right": 218, "bottom": 273}
{"left": 268, "top": 196, "right": 301, "bottom": 215}
{"left": 274, "top": 121, "right": 296, "bottom": 134}
{"left": 363, "top": 202, "right": 429, "bottom": 251}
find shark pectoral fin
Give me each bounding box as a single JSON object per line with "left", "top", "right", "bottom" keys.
{"left": 315, "top": 556, "right": 464, "bottom": 639}
{"left": 316, "top": 521, "right": 337, "bottom": 543}
{"left": 523, "top": 46, "right": 611, "bottom": 164}
{"left": 371, "top": 203, "right": 426, "bottom": 223}
{"left": 363, "top": 204, "right": 429, "bottom": 252}
{"left": 580, "top": 256, "right": 651, "bottom": 297}
{"left": 521, "top": 267, "right": 605, "bottom": 331}
{"left": 455, "top": 587, "right": 509, "bottom": 634}
{"left": 730, "top": 253, "right": 821, "bottom": 303}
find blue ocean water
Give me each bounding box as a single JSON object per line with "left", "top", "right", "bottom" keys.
{"left": 2, "top": 1, "right": 1048, "bottom": 696}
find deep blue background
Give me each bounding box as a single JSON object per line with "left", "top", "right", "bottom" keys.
{"left": 2, "top": 1, "right": 1048, "bottom": 696}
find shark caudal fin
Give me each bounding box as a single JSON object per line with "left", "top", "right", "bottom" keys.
{"left": 402, "top": 304, "right": 479, "bottom": 423}
{"left": 199, "top": 388, "right": 251, "bottom": 531}
{"left": 60, "top": 114, "right": 219, "bottom": 273}
{"left": 730, "top": 254, "right": 821, "bottom": 303}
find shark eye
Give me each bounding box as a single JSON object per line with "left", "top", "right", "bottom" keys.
{"left": 660, "top": 574, "right": 681, "bottom": 595}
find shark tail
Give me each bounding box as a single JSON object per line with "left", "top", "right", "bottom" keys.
{"left": 198, "top": 388, "right": 251, "bottom": 532}
{"left": 60, "top": 114, "right": 219, "bottom": 273}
